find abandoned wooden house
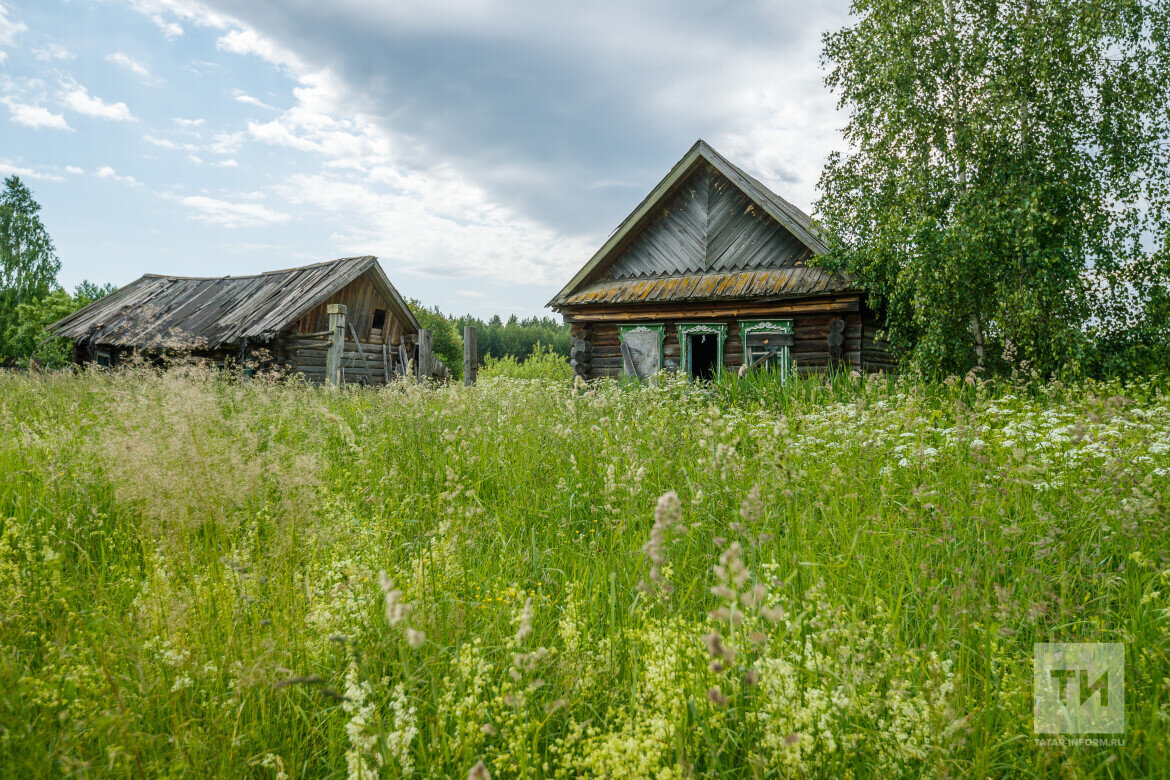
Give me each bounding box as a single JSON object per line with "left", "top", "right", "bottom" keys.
{"left": 548, "top": 141, "right": 894, "bottom": 380}
{"left": 49, "top": 255, "right": 426, "bottom": 384}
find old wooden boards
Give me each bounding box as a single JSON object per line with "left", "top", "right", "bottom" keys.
{"left": 464, "top": 326, "right": 478, "bottom": 385}
{"left": 326, "top": 304, "right": 346, "bottom": 386}
{"left": 417, "top": 329, "right": 434, "bottom": 382}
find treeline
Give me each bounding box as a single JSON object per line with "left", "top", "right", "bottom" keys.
{"left": 454, "top": 313, "right": 570, "bottom": 362}
{"left": 407, "top": 300, "right": 569, "bottom": 381}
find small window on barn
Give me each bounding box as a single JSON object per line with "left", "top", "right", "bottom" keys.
{"left": 95, "top": 348, "right": 112, "bottom": 367}
{"left": 370, "top": 308, "right": 387, "bottom": 341}
{"left": 740, "top": 320, "right": 794, "bottom": 380}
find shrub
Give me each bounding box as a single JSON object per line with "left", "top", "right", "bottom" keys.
{"left": 479, "top": 342, "right": 572, "bottom": 381}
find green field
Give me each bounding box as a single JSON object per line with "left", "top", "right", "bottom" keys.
{"left": 0, "top": 369, "right": 1166, "bottom": 778}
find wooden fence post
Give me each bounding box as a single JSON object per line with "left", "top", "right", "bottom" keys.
{"left": 463, "top": 326, "right": 477, "bottom": 385}
{"left": 326, "top": 304, "right": 347, "bottom": 386}
{"left": 417, "top": 328, "right": 433, "bottom": 383}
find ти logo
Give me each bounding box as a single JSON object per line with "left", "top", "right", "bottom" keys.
{"left": 1034, "top": 643, "right": 1125, "bottom": 734}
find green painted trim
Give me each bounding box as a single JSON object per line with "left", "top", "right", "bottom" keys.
{"left": 677, "top": 323, "right": 727, "bottom": 379}
{"left": 739, "top": 319, "right": 793, "bottom": 380}
{"left": 618, "top": 324, "right": 665, "bottom": 377}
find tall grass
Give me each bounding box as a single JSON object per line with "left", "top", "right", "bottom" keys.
{"left": 0, "top": 367, "right": 1166, "bottom": 777}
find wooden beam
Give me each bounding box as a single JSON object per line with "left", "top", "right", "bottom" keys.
{"left": 566, "top": 298, "right": 859, "bottom": 322}
{"left": 417, "top": 328, "right": 433, "bottom": 383}
{"left": 326, "top": 304, "right": 346, "bottom": 386}
{"left": 463, "top": 326, "right": 477, "bottom": 386}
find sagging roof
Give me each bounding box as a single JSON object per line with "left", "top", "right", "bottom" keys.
{"left": 549, "top": 140, "right": 853, "bottom": 309}
{"left": 559, "top": 268, "right": 854, "bottom": 307}
{"left": 50, "top": 255, "right": 419, "bottom": 349}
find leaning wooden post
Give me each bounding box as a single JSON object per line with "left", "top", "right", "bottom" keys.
{"left": 326, "top": 304, "right": 347, "bottom": 386}
{"left": 463, "top": 326, "right": 478, "bottom": 385}
{"left": 417, "top": 328, "right": 433, "bottom": 383}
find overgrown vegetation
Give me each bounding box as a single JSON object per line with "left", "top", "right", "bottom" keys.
{"left": 0, "top": 368, "right": 1165, "bottom": 776}
{"left": 479, "top": 343, "right": 573, "bottom": 380}
{"left": 817, "top": 0, "right": 1170, "bottom": 378}
{"left": 0, "top": 176, "right": 115, "bottom": 367}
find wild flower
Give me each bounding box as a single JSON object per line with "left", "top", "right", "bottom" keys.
{"left": 379, "top": 570, "right": 409, "bottom": 626}
{"left": 3, "top": 367, "right": 1166, "bottom": 777}
{"left": 342, "top": 664, "right": 382, "bottom": 780}
{"left": 639, "top": 491, "right": 684, "bottom": 596}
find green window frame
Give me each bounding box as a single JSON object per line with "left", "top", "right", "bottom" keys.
{"left": 677, "top": 323, "right": 727, "bottom": 379}
{"left": 617, "top": 324, "right": 665, "bottom": 379}
{"left": 739, "top": 319, "right": 794, "bottom": 379}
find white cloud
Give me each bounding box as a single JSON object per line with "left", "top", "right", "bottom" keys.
{"left": 205, "top": 130, "right": 244, "bottom": 155}
{"left": 143, "top": 133, "right": 185, "bottom": 151}
{"left": 124, "top": 0, "right": 236, "bottom": 39}
{"left": 174, "top": 117, "right": 205, "bottom": 128}
{"left": 6, "top": 101, "right": 71, "bottom": 130}
{"left": 107, "top": 52, "right": 157, "bottom": 82}
{"left": 216, "top": 27, "right": 301, "bottom": 70}
{"left": 276, "top": 169, "right": 591, "bottom": 286}
{"left": 145, "top": 129, "right": 241, "bottom": 160}
{"left": 59, "top": 83, "right": 136, "bottom": 122}
{"left": 34, "top": 43, "right": 74, "bottom": 61}
{"left": 214, "top": 158, "right": 239, "bottom": 168}
{"left": 233, "top": 90, "right": 275, "bottom": 110}
{"left": 0, "top": 3, "right": 26, "bottom": 49}
{"left": 95, "top": 166, "right": 141, "bottom": 186}
{"left": 0, "top": 161, "right": 63, "bottom": 181}
{"left": 178, "top": 195, "right": 290, "bottom": 228}
{"left": 65, "top": 165, "right": 84, "bottom": 174}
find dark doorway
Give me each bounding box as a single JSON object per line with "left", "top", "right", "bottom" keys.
{"left": 688, "top": 333, "right": 719, "bottom": 380}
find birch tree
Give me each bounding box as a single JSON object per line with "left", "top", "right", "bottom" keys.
{"left": 816, "top": 0, "right": 1170, "bottom": 376}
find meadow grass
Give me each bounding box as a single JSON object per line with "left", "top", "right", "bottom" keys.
{"left": 0, "top": 366, "right": 1166, "bottom": 778}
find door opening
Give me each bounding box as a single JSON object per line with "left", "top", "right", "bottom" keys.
{"left": 688, "top": 333, "right": 719, "bottom": 380}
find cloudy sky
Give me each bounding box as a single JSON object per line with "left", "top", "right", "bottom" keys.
{"left": 0, "top": 0, "right": 850, "bottom": 318}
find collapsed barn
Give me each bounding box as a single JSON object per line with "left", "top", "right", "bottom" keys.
{"left": 48, "top": 256, "right": 423, "bottom": 384}
{"left": 549, "top": 141, "right": 894, "bottom": 380}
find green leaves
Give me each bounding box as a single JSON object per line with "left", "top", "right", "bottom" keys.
{"left": 0, "top": 176, "right": 63, "bottom": 363}
{"left": 817, "top": 0, "right": 1170, "bottom": 378}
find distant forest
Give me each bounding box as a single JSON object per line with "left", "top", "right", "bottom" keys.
{"left": 455, "top": 313, "right": 569, "bottom": 361}
{"left": 406, "top": 300, "right": 569, "bottom": 376}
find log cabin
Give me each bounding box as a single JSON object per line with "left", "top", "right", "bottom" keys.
{"left": 548, "top": 141, "right": 894, "bottom": 380}
{"left": 48, "top": 255, "right": 421, "bottom": 384}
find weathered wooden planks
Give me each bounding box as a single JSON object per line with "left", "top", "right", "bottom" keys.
{"left": 48, "top": 257, "right": 419, "bottom": 362}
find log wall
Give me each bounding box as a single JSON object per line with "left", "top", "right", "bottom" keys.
{"left": 275, "top": 334, "right": 412, "bottom": 386}
{"left": 564, "top": 295, "right": 897, "bottom": 380}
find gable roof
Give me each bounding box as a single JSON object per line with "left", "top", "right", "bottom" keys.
{"left": 549, "top": 140, "right": 848, "bottom": 308}
{"left": 50, "top": 256, "right": 419, "bottom": 349}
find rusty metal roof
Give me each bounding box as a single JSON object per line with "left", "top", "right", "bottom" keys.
{"left": 49, "top": 256, "right": 419, "bottom": 349}
{"left": 559, "top": 267, "right": 855, "bottom": 307}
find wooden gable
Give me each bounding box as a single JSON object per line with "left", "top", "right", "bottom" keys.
{"left": 295, "top": 269, "right": 411, "bottom": 345}
{"left": 600, "top": 163, "right": 815, "bottom": 283}
{"left": 548, "top": 141, "right": 850, "bottom": 310}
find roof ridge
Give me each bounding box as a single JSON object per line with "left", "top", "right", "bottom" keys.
{"left": 139, "top": 256, "right": 374, "bottom": 282}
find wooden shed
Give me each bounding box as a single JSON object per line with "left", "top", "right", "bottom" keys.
{"left": 49, "top": 255, "right": 421, "bottom": 384}
{"left": 549, "top": 141, "right": 893, "bottom": 380}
